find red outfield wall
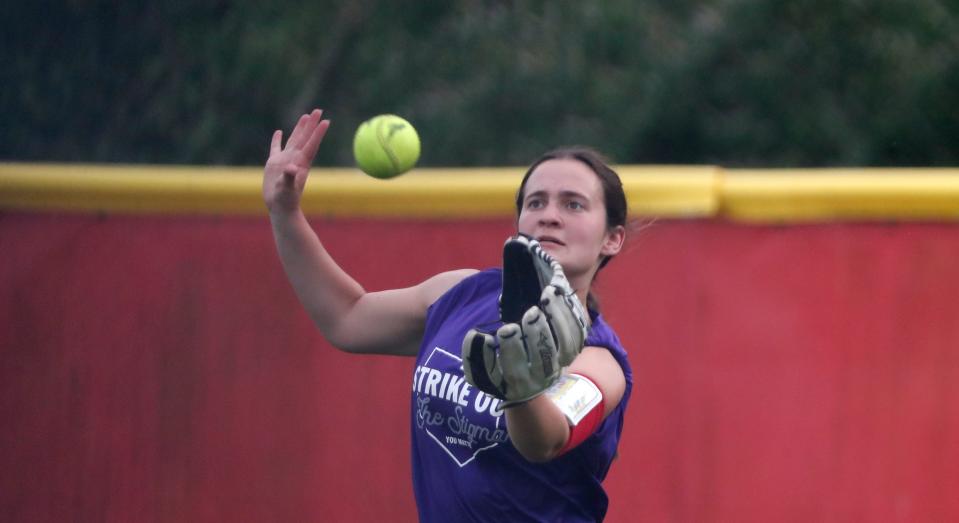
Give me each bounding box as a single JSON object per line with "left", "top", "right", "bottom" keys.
{"left": 2, "top": 212, "right": 959, "bottom": 522}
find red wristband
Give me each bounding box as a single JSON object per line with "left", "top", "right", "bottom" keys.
{"left": 556, "top": 374, "right": 605, "bottom": 456}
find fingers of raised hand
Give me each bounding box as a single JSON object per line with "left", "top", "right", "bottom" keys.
{"left": 302, "top": 118, "right": 330, "bottom": 161}
{"left": 270, "top": 130, "right": 283, "bottom": 155}
{"left": 286, "top": 110, "right": 321, "bottom": 150}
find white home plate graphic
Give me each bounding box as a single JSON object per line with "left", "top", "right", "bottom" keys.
{"left": 414, "top": 347, "right": 508, "bottom": 467}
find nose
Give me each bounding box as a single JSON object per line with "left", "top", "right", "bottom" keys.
{"left": 537, "top": 202, "right": 562, "bottom": 227}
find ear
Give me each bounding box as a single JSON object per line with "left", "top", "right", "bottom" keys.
{"left": 601, "top": 225, "right": 626, "bottom": 257}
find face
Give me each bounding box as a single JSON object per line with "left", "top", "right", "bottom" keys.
{"left": 517, "top": 158, "right": 624, "bottom": 285}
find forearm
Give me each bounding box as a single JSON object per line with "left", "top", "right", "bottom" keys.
{"left": 504, "top": 348, "right": 625, "bottom": 462}
{"left": 269, "top": 208, "right": 365, "bottom": 343}
{"left": 504, "top": 396, "right": 569, "bottom": 463}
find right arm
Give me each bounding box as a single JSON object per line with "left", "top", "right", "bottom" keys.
{"left": 264, "top": 109, "right": 475, "bottom": 356}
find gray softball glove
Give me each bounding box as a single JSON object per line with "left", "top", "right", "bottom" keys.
{"left": 462, "top": 234, "right": 590, "bottom": 406}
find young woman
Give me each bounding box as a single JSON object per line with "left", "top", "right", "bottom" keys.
{"left": 264, "top": 109, "right": 632, "bottom": 522}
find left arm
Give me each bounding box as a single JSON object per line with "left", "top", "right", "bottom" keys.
{"left": 505, "top": 346, "right": 626, "bottom": 463}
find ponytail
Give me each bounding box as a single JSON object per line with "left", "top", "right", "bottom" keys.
{"left": 586, "top": 292, "right": 600, "bottom": 315}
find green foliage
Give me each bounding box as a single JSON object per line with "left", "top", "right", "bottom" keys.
{"left": 3, "top": 0, "right": 957, "bottom": 166}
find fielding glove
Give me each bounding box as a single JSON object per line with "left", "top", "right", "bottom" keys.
{"left": 501, "top": 234, "right": 589, "bottom": 367}
{"left": 462, "top": 235, "right": 591, "bottom": 406}
{"left": 462, "top": 306, "right": 561, "bottom": 406}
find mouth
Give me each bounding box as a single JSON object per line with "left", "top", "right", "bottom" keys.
{"left": 536, "top": 236, "right": 566, "bottom": 247}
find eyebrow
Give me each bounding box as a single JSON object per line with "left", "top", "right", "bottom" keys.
{"left": 524, "top": 189, "right": 591, "bottom": 201}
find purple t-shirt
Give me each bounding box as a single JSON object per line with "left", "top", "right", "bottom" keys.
{"left": 411, "top": 269, "right": 633, "bottom": 522}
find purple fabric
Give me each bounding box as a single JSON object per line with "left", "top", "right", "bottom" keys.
{"left": 411, "top": 269, "right": 633, "bottom": 522}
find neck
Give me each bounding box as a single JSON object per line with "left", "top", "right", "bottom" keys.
{"left": 574, "top": 288, "right": 590, "bottom": 308}
{"left": 569, "top": 263, "right": 603, "bottom": 320}
{"left": 570, "top": 277, "right": 595, "bottom": 325}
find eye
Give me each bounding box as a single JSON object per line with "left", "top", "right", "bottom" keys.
{"left": 566, "top": 200, "right": 585, "bottom": 211}
{"left": 526, "top": 198, "right": 544, "bottom": 209}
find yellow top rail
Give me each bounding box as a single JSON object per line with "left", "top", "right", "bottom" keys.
{"left": 2, "top": 163, "right": 959, "bottom": 222}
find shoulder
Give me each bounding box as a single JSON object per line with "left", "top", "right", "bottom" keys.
{"left": 417, "top": 268, "right": 482, "bottom": 308}
{"left": 579, "top": 313, "right": 633, "bottom": 409}
{"left": 585, "top": 314, "right": 630, "bottom": 373}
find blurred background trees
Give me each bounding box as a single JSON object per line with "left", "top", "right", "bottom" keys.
{"left": 3, "top": 0, "right": 957, "bottom": 167}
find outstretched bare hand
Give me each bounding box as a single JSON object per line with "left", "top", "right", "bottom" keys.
{"left": 263, "top": 109, "right": 331, "bottom": 214}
